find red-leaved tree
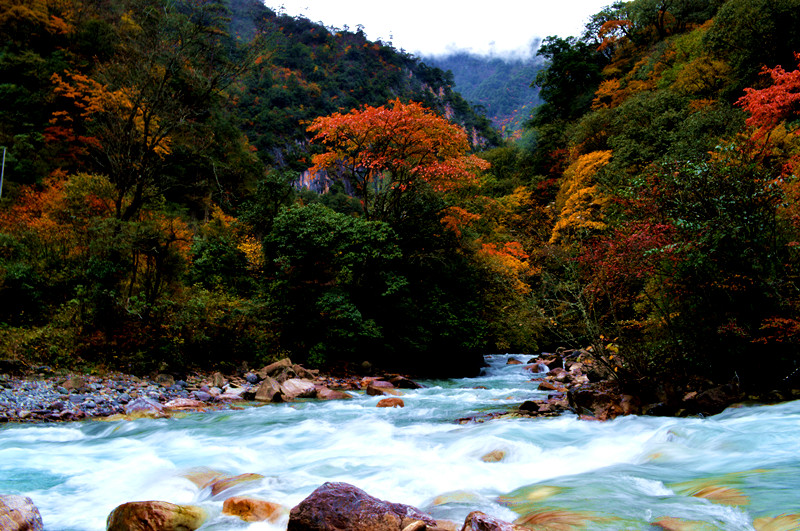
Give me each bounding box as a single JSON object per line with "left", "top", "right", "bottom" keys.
{"left": 307, "top": 99, "right": 489, "bottom": 220}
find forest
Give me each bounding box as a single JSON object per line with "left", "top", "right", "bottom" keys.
{"left": 1, "top": 0, "right": 799, "bottom": 402}
{"left": 424, "top": 48, "right": 544, "bottom": 138}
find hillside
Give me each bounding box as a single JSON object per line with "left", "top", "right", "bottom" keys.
{"left": 1, "top": 0, "right": 800, "bottom": 400}
{"left": 424, "top": 50, "right": 544, "bottom": 138}
{"left": 0, "top": 0, "right": 508, "bottom": 377}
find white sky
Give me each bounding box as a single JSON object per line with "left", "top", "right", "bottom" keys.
{"left": 268, "top": 1, "right": 613, "bottom": 57}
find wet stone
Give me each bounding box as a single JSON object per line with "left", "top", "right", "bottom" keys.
{"left": 193, "top": 391, "right": 212, "bottom": 402}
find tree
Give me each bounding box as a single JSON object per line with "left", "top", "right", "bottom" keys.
{"left": 705, "top": 0, "right": 800, "bottom": 92}
{"left": 550, "top": 150, "right": 612, "bottom": 245}
{"left": 531, "top": 36, "right": 606, "bottom": 126}
{"left": 306, "top": 99, "right": 489, "bottom": 221}
{"left": 264, "top": 203, "right": 403, "bottom": 365}
{"left": 70, "top": 0, "right": 262, "bottom": 220}
{"left": 737, "top": 54, "right": 800, "bottom": 143}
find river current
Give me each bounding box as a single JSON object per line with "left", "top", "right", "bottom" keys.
{"left": 1, "top": 354, "right": 799, "bottom": 530}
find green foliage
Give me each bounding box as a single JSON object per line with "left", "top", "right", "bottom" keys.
{"left": 424, "top": 50, "right": 544, "bottom": 137}
{"left": 514, "top": 0, "right": 800, "bottom": 394}
{"left": 532, "top": 36, "right": 606, "bottom": 125}
{"left": 634, "top": 147, "right": 787, "bottom": 382}
{"left": 705, "top": 0, "right": 800, "bottom": 93}
{"left": 189, "top": 236, "right": 249, "bottom": 294}
{"left": 265, "top": 203, "right": 402, "bottom": 365}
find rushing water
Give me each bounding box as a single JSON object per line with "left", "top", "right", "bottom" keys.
{"left": 1, "top": 354, "right": 799, "bottom": 530}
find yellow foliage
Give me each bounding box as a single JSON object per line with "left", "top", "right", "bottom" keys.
{"left": 672, "top": 57, "right": 731, "bottom": 97}
{"left": 477, "top": 241, "right": 536, "bottom": 295}
{"left": 238, "top": 235, "right": 264, "bottom": 270}
{"left": 550, "top": 151, "right": 612, "bottom": 245}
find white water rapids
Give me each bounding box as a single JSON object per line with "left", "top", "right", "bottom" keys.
{"left": 1, "top": 354, "right": 799, "bottom": 530}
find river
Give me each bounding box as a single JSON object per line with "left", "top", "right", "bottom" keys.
{"left": 1, "top": 354, "right": 799, "bottom": 530}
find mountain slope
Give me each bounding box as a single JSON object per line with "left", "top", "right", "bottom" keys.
{"left": 424, "top": 50, "right": 544, "bottom": 138}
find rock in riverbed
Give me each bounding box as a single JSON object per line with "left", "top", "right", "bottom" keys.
{"left": 0, "top": 494, "right": 44, "bottom": 531}
{"left": 288, "top": 482, "right": 437, "bottom": 531}
{"left": 222, "top": 496, "right": 287, "bottom": 523}
{"left": 106, "top": 501, "right": 207, "bottom": 531}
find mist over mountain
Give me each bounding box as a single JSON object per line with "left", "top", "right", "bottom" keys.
{"left": 423, "top": 46, "right": 545, "bottom": 138}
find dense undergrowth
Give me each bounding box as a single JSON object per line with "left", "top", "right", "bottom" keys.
{"left": 1, "top": 0, "right": 799, "bottom": 393}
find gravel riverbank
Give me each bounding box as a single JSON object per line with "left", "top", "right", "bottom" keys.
{"left": 0, "top": 361, "right": 372, "bottom": 424}
{"left": 0, "top": 371, "right": 221, "bottom": 422}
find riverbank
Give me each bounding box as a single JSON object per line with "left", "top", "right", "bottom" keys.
{"left": 0, "top": 358, "right": 416, "bottom": 424}
{"left": 2, "top": 350, "right": 798, "bottom": 424}
{"left": 2, "top": 354, "right": 800, "bottom": 530}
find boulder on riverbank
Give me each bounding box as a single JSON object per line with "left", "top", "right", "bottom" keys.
{"left": 254, "top": 376, "right": 284, "bottom": 402}
{"left": 281, "top": 378, "right": 318, "bottom": 399}
{"left": 288, "top": 482, "right": 437, "bottom": 531}
{"left": 106, "top": 501, "right": 207, "bottom": 531}
{"left": 0, "top": 494, "right": 43, "bottom": 531}
{"left": 124, "top": 397, "right": 166, "bottom": 417}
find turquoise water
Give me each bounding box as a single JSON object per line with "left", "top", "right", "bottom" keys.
{"left": 1, "top": 354, "right": 799, "bottom": 530}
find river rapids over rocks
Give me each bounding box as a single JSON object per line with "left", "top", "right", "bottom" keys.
{"left": 1, "top": 354, "right": 799, "bottom": 530}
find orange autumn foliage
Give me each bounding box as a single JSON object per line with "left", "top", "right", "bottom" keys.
{"left": 307, "top": 99, "right": 489, "bottom": 218}
{"left": 440, "top": 206, "right": 481, "bottom": 238}
{"left": 736, "top": 56, "right": 800, "bottom": 235}
{"left": 477, "top": 240, "right": 534, "bottom": 295}
{"left": 46, "top": 69, "right": 175, "bottom": 168}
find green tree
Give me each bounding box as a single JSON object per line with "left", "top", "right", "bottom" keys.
{"left": 531, "top": 36, "right": 606, "bottom": 126}
{"left": 265, "top": 203, "right": 402, "bottom": 365}
{"left": 705, "top": 0, "right": 800, "bottom": 92}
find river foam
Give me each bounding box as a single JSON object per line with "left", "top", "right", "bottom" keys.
{"left": 1, "top": 354, "right": 799, "bottom": 530}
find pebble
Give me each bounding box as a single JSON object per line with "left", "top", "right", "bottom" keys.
{"left": 0, "top": 372, "right": 259, "bottom": 424}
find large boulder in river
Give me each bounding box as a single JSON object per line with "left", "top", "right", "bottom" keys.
{"left": 316, "top": 386, "right": 351, "bottom": 400}
{"left": 376, "top": 397, "right": 404, "bottom": 408}
{"left": 287, "top": 482, "right": 437, "bottom": 531}
{"left": 281, "top": 378, "right": 317, "bottom": 399}
{"left": 254, "top": 376, "right": 284, "bottom": 403}
{"left": 0, "top": 494, "right": 43, "bottom": 531}
{"left": 106, "top": 501, "right": 207, "bottom": 531}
